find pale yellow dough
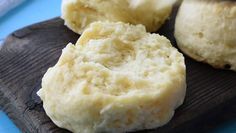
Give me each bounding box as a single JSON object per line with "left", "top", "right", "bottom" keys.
{"left": 175, "top": 0, "right": 236, "bottom": 71}
{"left": 61, "top": 0, "right": 177, "bottom": 34}
{"left": 37, "top": 22, "right": 186, "bottom": 133}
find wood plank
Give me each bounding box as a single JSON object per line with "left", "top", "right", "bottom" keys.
{"left": 0, "top": 8, "right": 236, "bottom": 133}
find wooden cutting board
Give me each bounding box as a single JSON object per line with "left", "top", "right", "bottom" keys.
{"left": 0, "top": 8, "right": 236, "bottom": 133}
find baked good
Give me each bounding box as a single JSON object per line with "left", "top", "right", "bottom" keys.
{"left": 37, "top": 21, "right": 186, "bottom": 133}
{"left": 175, "top": 0, "right": 236, "bottom": 71}
{"left": 61, "top": 0, "right": 177, "bottom": 34}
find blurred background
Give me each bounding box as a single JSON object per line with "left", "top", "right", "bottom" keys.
{"left": 0, "top": 0, "right": 61, "bottom": 44}
{"left": 0, "top": 0, "right": 235, "bottom": 133}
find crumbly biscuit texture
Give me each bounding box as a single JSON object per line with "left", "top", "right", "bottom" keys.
{"left": 175, "top": 0, "right": 236, "bottom": 71}
{"left": 61, "top": 0, "right": 177, "bottom": 33}
{"left": 38, "top": 22, "right": 186, "bottom": 133}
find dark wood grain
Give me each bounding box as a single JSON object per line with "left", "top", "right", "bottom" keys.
{"left": 0, "top": 8, "right": 236, "bottom": 133}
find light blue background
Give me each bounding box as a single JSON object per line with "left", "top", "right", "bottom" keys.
{"left": 0, "top": 0, "right": 235, "bottom": 133}
{"left": 0, "top": 0, "right": 61, "bottom": 39}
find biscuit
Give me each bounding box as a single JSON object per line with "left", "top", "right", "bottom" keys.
{"left": 175, "top": 0, "right": 236, "bottom": 71}
{"left": 37, "top": 21, "right": 186, "bottom": 133}
{"left": 61, "top": 0, "right": 177, "bottom": 34}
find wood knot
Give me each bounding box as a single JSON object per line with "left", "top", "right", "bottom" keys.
{"left": 12, "top": 28, "right": 32, "bottom": 39}
{"left": 26, "top": 100, "right": 43, "bottom": 111}
{"left": 26, "top": 80, "right": 44, "bottom": 112}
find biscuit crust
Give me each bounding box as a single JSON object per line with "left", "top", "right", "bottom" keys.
{"left": 38, "top": 22, "right": 186, "bottom": 133}
{"left": 175, "top": 0, "right": 236, "bottom": 71}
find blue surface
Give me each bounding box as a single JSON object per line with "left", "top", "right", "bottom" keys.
{"left": 0, "top": 111, "right": 20, "bottom": 133}
{"left": 0, "top": 0, "right": 61, "bottom": 39}
{"left": 0, "top": 0, "right": 235, "bottom": 133}
{"left": 214, "top": 121, "right": 236, "bottom": 133}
